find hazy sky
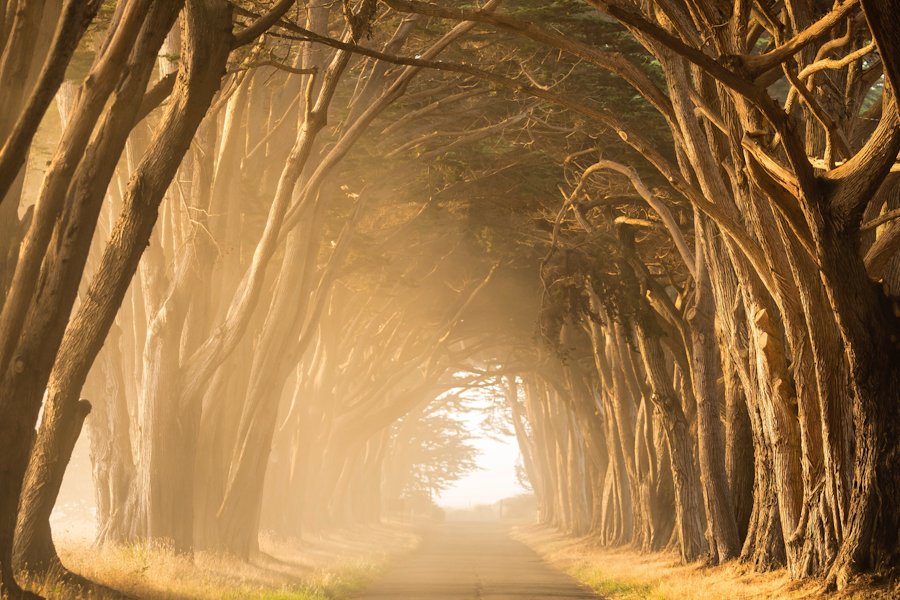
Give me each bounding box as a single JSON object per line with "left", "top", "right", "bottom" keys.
{"left": 437, "top": 407, "right": 527, "bottom": 508}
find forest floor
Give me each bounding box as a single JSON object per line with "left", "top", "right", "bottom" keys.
{"left": 24, "top": 522, "right": 418, "bottom": 599}
{"left": 514, "top": 525, "right": 899, "bottom": 600}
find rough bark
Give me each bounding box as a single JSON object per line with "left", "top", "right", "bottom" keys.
{"left": 634, "top": 319, "right": 706, "bottom": 562}
{"left": 688, "top": 248, "right": 741, "bottom": 562}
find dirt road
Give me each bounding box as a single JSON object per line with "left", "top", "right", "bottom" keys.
{"left": 352, "top": 522, "right": 599, "bottom": 599}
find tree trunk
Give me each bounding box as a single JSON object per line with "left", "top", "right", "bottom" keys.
{"left": 819, "top": 223, "right": 900, "bottom": 588}
{"left": 723, "top": 349, "right": 753, "bottom": 542}
{"left": 635, "top": 320, "right": 706, "bottom": 562}
{"left": 13, "top": 397, "right": 90, "bottom": 573}
{"left": 688, "top": 248, "right": 741, "bottom": 562}
{"left": 13, "top": 0, "right": 232, "bottom": 566}
{"left": 0, "top": 5, "right": 180, "bottom": 594}
{"left": 89, "top": 327, "right": 138, "bottom": 545}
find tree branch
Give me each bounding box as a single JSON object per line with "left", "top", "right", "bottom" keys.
{"left": 742, "top": 0, "right": 860, "bottom": 77}
{"left": 263, "top": 18, "right": 777, "bottom": 297}
{"left": 135, "top": 71, "right": 177, "bottom": 123}
{"left": 588, "top": 159, "right": 697, "bottom": 280}
{"left": 382, "top": 0, "right": 678, "bottom": 127}
{"left": 826, "top": 88, "right": 900, "bottom": 225}
{"left": 231, "top": 0, "right": 295, "bottom": 48}
{"left": 0, "top": 0, "right": 101, "bottom": 204}
{"left": 860, "top": 0, "right": 900, "bottom": 95}
{"left": 797, "top": 40, "right": 876, "bottom": 80}
{"left": 587, "top": 0, "right": 820, "bottom": 200}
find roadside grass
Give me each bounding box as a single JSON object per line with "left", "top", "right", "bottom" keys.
{"left": 564, "top": 560, "right": 661, "bottom": 600}
{"left": 20, "top": 523, "right": 417, "bottom": 599}
{"left": 566, "top": 561, "right": 664, "bottom": 600}
{"left": 514, "top": 525, "right": 899, "bottom": 600}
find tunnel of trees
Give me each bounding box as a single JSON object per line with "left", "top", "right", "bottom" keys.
{"left": 0, "top": 0, "right": 898, "bottom": 597}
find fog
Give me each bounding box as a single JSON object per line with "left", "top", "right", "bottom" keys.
{"left": 51, "top": 390, "right": 531, "bottom": 541}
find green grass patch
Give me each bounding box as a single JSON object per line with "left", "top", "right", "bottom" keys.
{"left": 568, "top": 561, "right": 666, "bottom": 600}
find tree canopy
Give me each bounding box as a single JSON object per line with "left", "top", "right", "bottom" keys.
{"left": 0, "top": 0, "right": 898, "bottom": 597}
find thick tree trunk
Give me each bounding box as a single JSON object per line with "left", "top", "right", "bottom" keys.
{"left": 689, "top": 251, "right": 741, "bottom": 562}
{"left": 213, "top": 217, "right": 321, "bottom": 557}
{"left": 738, "top": 315, "right": 787, "bottom": 571}
{"left": 193, "top": 354, "right": 254, "bottom": 549}
{"left": 819, "top": 224, "right": 900, "bottom": 588}
{"left": 0, "top": 408, "right": 42, "bottom": 599}
{"left": 13, "top": 397, "right": 90, "bottom": 573}
{"left": 526, "top": 380, "right": 560, "bottom": 525}
{"left": 700, "top": 217, "right": 755, "bottom": 546}
{"left": 651, "top": 409, "right": 675, "bottom": 549}
{"left": 635, "top": 321, "right": 706, "bottom": 562}
{"left": 632, "top": 399, "right": 656, "bottom": 550}
{"left": 607, "top": 323, "right": 642, "bottom": 543}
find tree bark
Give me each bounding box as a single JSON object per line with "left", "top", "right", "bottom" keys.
{"left": 688, "top": 247, "right": 741, "bottom": 562}
{"left": 634, "top": 319, "right": 706, "bottom": 562}
{"left": 0, "top": 5, "right": 180, "bottom": 595}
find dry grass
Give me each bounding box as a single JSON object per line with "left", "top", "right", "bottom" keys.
{"left": 21, "top": 523, "right": 418, "bottom": 599}
{"left": 513, "top": 525, "right": 899, "bottom": 600}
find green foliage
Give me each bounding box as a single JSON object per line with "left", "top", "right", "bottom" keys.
{"left": 568, "top": 561, "right": 666, "bottom": 600}
{"left": 391, "top": 397, "right": 481, "bottom": 499}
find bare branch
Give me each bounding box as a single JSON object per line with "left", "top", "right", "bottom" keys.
{"left": 860, "top": 0, "right": 900, "bottom": 94}
{"left": 231, "top": 0, "right": 296, "bottom": 48}
{"left": 798, "top": 40, "right": 876, "bottom": 80}
{"left": 742, "top": 0, "right": 860, "bottom": 77}
{"left": 861, "top": 206, "right": 900, "bottom": 231}
{"left": 569, "top": 159, "right": 697, "bottom": 279}
{"left": 826, "top": 89, "right": 900, "bottom": 224}
{"left": 240, "top": 60, "right": 317, "bottom": 75}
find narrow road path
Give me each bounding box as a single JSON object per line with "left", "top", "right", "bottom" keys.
{"left": 353, "top": 522, "right": 599, "bottom": 599}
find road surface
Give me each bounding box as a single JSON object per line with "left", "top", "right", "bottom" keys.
{"left": 353, "top": 522, "right": 599, "bottom": 599}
